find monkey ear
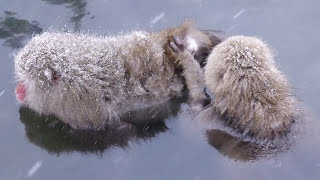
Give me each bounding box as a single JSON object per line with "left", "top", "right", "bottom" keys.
{"left": 44, "top": 67, "right": 60, "bottom": 84}
{"left": 201, "top": 30, "right": 225, "bottom": 47}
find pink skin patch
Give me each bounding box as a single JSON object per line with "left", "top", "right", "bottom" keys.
{"left": 16, "top": 81, "right": 26, "bottom": 102}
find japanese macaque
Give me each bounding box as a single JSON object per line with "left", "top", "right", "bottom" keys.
{"left": 204, "top": 36, "right": 297, "bottom": 139}
{"left": 170, "top": 35, "right": 297, "bottom": 139}
{"left": 15, "top": 21, "right": 223, "bottom": 130}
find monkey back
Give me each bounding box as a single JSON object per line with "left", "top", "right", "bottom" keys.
{"left": 15, "top": 31, "right": 183, "bottom": 129}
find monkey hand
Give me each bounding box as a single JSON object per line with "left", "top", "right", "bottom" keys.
{"left": 189, "top": 89, "right": 211, "bottom": 110}
{"left": 169, "top": 35, "right": 192, "bottom": 63}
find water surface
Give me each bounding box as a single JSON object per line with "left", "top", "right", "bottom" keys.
{"left": 0, "top": 0, "right": 320, "bottom": 179}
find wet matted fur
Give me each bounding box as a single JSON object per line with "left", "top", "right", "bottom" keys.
{"left": 205, "top": 36, "right": 297, "bottom": 139}
{"left": 15, "top": 22, "right": 222, "bottom": 130}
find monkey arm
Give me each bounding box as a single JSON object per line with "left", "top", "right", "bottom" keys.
{"left": 169, "top": 36, "right": 209, "bottom": 108}
{"left": 177, "top": 52, "right": 207, "bottom": 100}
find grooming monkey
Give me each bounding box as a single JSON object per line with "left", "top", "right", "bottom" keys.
{"left": 170, "top": 35, "right": 297, "bottom": 139}
{"left": 15, "top": 22, "right": 223, "bottom": 130}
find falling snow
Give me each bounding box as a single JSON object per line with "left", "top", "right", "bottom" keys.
{"left": 233, "top": 9, "right": 246, "bottom": 19}
{"left": 27, "top": 160, "right": 42, "bottom": 177}
{"left": 150, "top": 12, "right": 165, "bottom": 25}
{"left": 0, "top": 90, "right": 5, "bottom": 97}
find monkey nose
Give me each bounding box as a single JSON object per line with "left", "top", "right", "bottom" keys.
{"left": 16, "top": 81, "right": 26, "bottom": 102}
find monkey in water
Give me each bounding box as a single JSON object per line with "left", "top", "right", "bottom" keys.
{"left": 170, "top": 35, "right": 297, "bottom": 140}
{"left": 15, "top": 22, "right": 223, "bottom": 130}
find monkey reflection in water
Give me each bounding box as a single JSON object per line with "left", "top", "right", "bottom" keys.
{"left": 206, "top": 128, "right": 294, "bottom": 162}
{"left": 20, "top": 104, "right": 283, "bottom": 161}
{"left": 19, "top": 99, "right": 181, "bottom": 155}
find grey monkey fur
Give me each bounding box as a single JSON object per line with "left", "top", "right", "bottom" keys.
{"left": 15, "top": 23, "right": 222, "bottom": 130}
{"left": 204, "top": 36, "right": 297, "bottom": 139}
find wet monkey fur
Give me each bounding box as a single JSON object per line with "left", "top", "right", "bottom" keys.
{"left": 204, "top": 36, "right": 297, "bottom": 139}
{"left": 170, "top": 35, "right": 297, "bottom": 140}
{"left": 15, "top": 22, "right": 223, "bottom": 130}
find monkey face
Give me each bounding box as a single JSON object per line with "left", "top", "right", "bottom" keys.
{"left": 16, "top": 81, "right": 26, "bottom": 102}
{"left": 15, "top": 64, "right": 107, "bottom": 130}
{"left": 15, "top": 67, "right": 59, "bottom": 103}
{"left": 15, "top": 67, "right": 62, "bottom": 115}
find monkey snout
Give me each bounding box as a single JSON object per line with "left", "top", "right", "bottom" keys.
{"left": 16, "top": 81, "right": 26, "bottom": 102}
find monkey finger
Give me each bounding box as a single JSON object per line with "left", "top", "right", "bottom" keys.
{"left": 167, "top": 43, "right": 176, "bottom": 55}
{"left": 169, "top": 41, "right": 179, "bottom": 52}
{"left": 173, "top": 35, "right": 183, "bottom": 47}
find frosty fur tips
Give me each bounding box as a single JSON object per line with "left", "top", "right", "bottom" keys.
{"left": 15, "top": 25, "right": 297, "bottom": 139}
{"left": 204, "top": 36, "right": 297, "bottom": 139}
{"left": 15, "top": 24, "right": 221, "bottom": 130}
{"left": 15, "top": 32, "right": 179, "bottom": 130}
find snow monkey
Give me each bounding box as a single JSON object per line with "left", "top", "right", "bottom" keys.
{"left": 170, "top": 35, "right": 297, "bottom": 140}
{"left": 14, "top": 21, "right": 224, "bottom": 130}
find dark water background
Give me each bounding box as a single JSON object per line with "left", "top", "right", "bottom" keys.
{"left": 0, "top": 0, "right": 320, "bottom": 179}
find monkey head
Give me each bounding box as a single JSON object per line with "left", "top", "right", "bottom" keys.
{"left": 14, "top": 33, "right": 108, "bottom": 130}
{"left": 163, "top": 21, "right": 224, "bottom": 67}
{"left": 204, "top": 36, "right": 297, "bottom": 139}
